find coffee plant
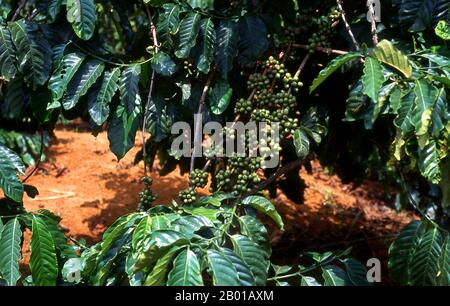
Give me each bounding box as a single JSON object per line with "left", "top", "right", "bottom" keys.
{"left": 0, "top": 0, "right": 449, "bottom": 286}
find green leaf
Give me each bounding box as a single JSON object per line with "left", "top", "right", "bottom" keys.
{"left": 48, "top": 52, "right": 85, "bottom": 101}
{"left": 175, "top": 13, "right": 201, "bottom": 58}
{"left": 62, "top": 59, "right": 104, "bottom": 110}
{"left": 372, "top": 40, "right": 412, "bottom": 78}
{"left": 435, "top": 20, "right": 450, "bottom": 40}
{"left": 157, "top": 4, "right": 180, "bottom": 47}
{"left": 0, "top": 26, "right": 18, "bottom": 81}
{"left": 167, "top": 248, "right": 203, "bottom": 286}
{"left": 215, "top": 20, "right": 238, "bottom": 79}
{"left": 151, "top": 51, "right": 177, "bottom": 76}
{"left": 237, "top": 16, "right": 268, "bottom": 66}
{"left": 48, "top": 0, "right": 63, "bottom": 21}
{"left": 410, "top": 226, "right": 442, "bottom": 285}
{"left": 322, "top": 265, "right": 350, "bottom": 286}
{"left": 3, "top": 77, "right": 25, "bottom": 120}
{"left": 393, "top": 90, "right": 415, "bottom": 133}
{"left": 411, "top": 79, "right": 439, "bottom": 144}
{"left": 242, "top": 196, "right": 284, "bottom": 230}
{"left": 310, "top": 52, "right": 362, "bottom": 93}
{"left": 132, "top": 215, "right": 152, "bottom": 250}
{"left": 238, "top": 215, "right": 271, "bottom": 257}
{"left": 206, "top": 249, "right": 240, "bottom": 286}
{"left": 171, "top": 215, "right": 214, "bottom": 234}
{"left": 438, "top": 235, "right": 450, "bottom": 285}
{"left": 0, "top": 218, "right": 22, "bottom": 286}
{"left": 0, "top": 145, "right": 24, "bottom": 202}
{"left": 363, "top": 57, "right": 385, "bottom": 103}
{"left": 209, "top": 79, "right": 232, "bottom": 115}
{"left": 10, "top": 20, "right": 52, "bottom": 89}
{"left": 66, "top": 0, "right": 97, "bottom": 40}
{"left": 231, "top": 234, "right": 269, "bottom": 286}
{"left": 418, "top": 140, "right": 441, "bottom": 184}
{"left": 197, "top": 18, "right": 216, "bottom": 74}
{"left": 144, "top": 246, "right": 183, "bottom": 285}
{"left": 30, "top": 215, "right": 58, "bottom": 286}
{"left": 399, "top": 0, "right": 449, "bottom": 32}
{"left": 388, "top": 220, "right": 426, "bottom": 284}
{"left": 341, "top": 258, "right": 371, "bottom": 286}
{"left": 88, "top": 67, "right": 120, "bottom": 125}
{"left": 293, "top": 129, "right": 310, "bottom": 160}
{"left": 220, "top": 247, "right": 256, "bottom": 286}
{"left": 119, "top": 65, "right": 141, "bottom": 113}
{"left": 301, "top": 276, "right": 321, "bottom": 286}
{"left": 146, "top": 94, "right": 171, "bottom": 142}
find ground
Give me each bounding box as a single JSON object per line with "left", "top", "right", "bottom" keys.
{"left": 19, "top": 127, "right": 416, "bottom": 284}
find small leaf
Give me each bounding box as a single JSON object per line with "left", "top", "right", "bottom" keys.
{"left": 66, "top": 0, "right": 97, "bottom": 40}
{"left": 209, "top": 79, "right": 232, "bottom": 115}
{"left": 293, "top": 129, "right": 310, "bottom": 160}
{"left": 435, "top": 20, "right": 450, "bottom": 40}
{"left": 242, "top": 196, "right": 284, "bottom": 230}
{"left": 363, "top": 57, "right": 385, "bottom": 103}
{"left": 48, "top": 52, "right": 85, "bottom": 101}
{"left": 322, "top": 265, "right": 350, "bottom": 286}
{"left": 151, "top": 51, "right": 177, "bottom": 76}
{"left": 88, "top": 68, "right": 120, "bottom": 125}
{"left": 310, "top": 52, "right": 362, "bottom": 93}
{"left": 175, "top": 13, "right": 201, "bottom": 58}
{"left": 0, "top": 218, "right": 22, "bottom": 286}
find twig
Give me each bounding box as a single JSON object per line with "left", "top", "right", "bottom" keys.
{"left": 22, "top": 131, "right": 44, "bottom": 184}
{"left": 243, "top": 159, "right": 305, "bottom": 197}
{"left": 367, "top": 0, "right": 379, "bottom": 45}
{"left": 336, "top": 0, "right": 360, "bottom": 51}
{"left": 11, "top": 0, "right": 26, "bottom": 22}
{"left": 292, "top": 44, "right": 348, "bottom": 55}
{"left": 142, "top": 4, "right": 160, "bottom": 177}
{"left": 190, "top": 68, "right": 217, "bottom": 173}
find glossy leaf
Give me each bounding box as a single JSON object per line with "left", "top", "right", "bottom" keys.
{"left": 372, "top": 40, "right": 412, "bottom": 78}
{"left": 167, "top": 248, "right": 203, "bottom": 286}
{"left": 88, "top": 68, "right": 120, "bottom": 125}
{"left": 48, "top": 52, "right": 85, "bottom": 101}
{"left": 242, "top": 196, "right": 284, "bottom": 230}
{"left": 0, "top": 26, "right": 18, "bottom": 81}
{"left": 363, "top": 57, "right": 384, "bottom": 103}
{"left": 0, "top": 218, "right": 22, "bottom": 286}
{"left": 66, "top": 0, "right": 97, "bottom": 40}
{"left": 175, "top": 13, "right": 201, "bottom": 58}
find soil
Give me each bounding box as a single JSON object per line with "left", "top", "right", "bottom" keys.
{"left": 19, "top": 126, "right": 416, "bottom": 284}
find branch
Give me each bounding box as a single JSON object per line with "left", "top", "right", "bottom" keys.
{"left": 336, "top": 0, "right": 360, "bottom": 51}
{"left": 367, "top": 0, "right": 379, "bottom": 45}
{"left": 190, "top": 67, "right": 217, "bottom": 173}
{"left": 243, "top": 158, "right": 305, "bottom": 197}
{"left": 292, "top": 44, "right": 348, "bottom": 55}
{"left": 141, "top": 4, "right": 160, "bottom": 176}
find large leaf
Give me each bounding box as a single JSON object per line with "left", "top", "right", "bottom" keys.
{"left": 144, "top": 246, "right": 183, "bottom": 285}
{"left": 238, "top": 215, "right": 271, "bottom": 257}
{"left": 309, "top": 52, "right": 362, "bottom": 93}
{"left": 231, "top": 234, "right": 269, "bottom": 286}
{"left": 146, "top": 94, "right": 172, "bottom": 142}
{"left": 438, "top": 235, "right": 450, "bottom": 285}
{"left": 237, "top": 16, "right": 268, "bottom": 66}
{"left": 242, "top": 196, "right": 284, "bottom": 230}
{"left": 119, "top": 65, "right": 141, "bottom": 114}
{"left": 215, "top": 19, "right": 238, "bottom": 79}
{"left": 363, "top": 57, "right": 385, "bottom": 103}
{"left": 48, "top": 52, "right": 85, "bottom": 101}
{"left": 220, "top": 247, "right": 256, "bottom": 286}
{"left": 171, "top": 215, "right": 214, "bottom": 235}
{"left": 206, "top": 249, "right": 240, "bottom": 286}
{"left": 0, "top": 218, "right": 22, "bottom": 286}
{"left": 66, "top": 0, "right": 97, "bottom": 40}
{"left": 0, "top": 144, "right": 24, "bottom": 202}
{"left": 62, "top": 59, "right": 104, "bottom": 110}
{"left": 175, "top": 12, "right": 201, "bottom": 58}
{"left": 157, "top": 4, "right": 180, "bottom": 47}
{"left": 167, "top": 248, "right": 203, "bottom": 286}
{"left": 10, "top": 20, "right": 52, "bottom": 89}
{"left": 410, "top": 226, "right": 442, "bottom": 285}
{"left": 418, "top": 140, "right": 441, "bottom": 184}
{"left": 3, "top": 77, "right": 24, "bottom": 119}
{"left": 88, "top": 67, "right": 120, "bottom": 125}
{"left": 393, "top": 90, "right": 415, "bottom": 133}
{"left": 0, "top": 26, "right": 18, "bottom": 80}
{"left": 388, "top": 220, "right": 426, "bottom": 284}
{"left": 293, "top": 129, "right": 310, "bottom": 160}
{"left": 399, "top": 0, "right": 449, "bottom": 32}
{"left": 341, "top": 258, "right": 371, "bottom": 286}
{"left": 132, "top": 215, "right": 153, "bottom": 250}
{"left": 197, "top": 18, "right": 216, "bottom": 74}
{"left": 371, "top": 40, "right": 412, "bottom": 78}
{"left": 29, "top": 216, "right": 58, "bottom": 286}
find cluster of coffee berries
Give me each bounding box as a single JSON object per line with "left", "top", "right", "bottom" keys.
{"left": 235, "top": 98, "right": 253, "bottom": 115}
{"left": 178, "top": 187, "right": 196, "bottom": 204}
{"left": 229, "top": 155, "right": 262, "bottom": 173}
{"left": 282, "top": 74, "right": 303, "bottom": 92}
{"left": 247, "top": 73, "right": 270, "bottom": 91}
{"left": 189, "top": 169, "right": 208, "bottom": 188}
{"left": 137, "top": 177, "right": 157, "bottom": 211}
{"left": 215, "top": 169, "right": 231, "bottom": 191}
{"left": 234, "top": 171, "right": 261, "bottom": 195}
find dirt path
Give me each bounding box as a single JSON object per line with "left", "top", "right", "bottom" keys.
{"left": 21, "top": 128, "right": 416, "bottom": 279}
